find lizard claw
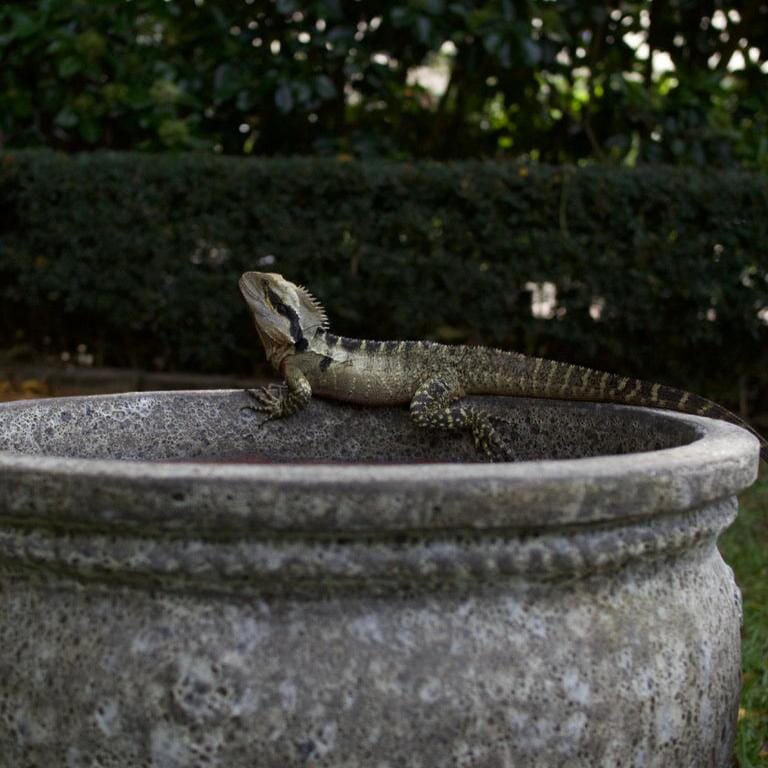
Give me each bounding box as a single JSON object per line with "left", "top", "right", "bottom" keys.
{"left": 246, "top": 385, "right": 286, "bottom": 421}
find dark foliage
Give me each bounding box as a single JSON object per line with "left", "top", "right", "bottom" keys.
{"left": 1, "top": 151, "right": 766, "bottom": 411}
{"left": 0, "top": 1, "right": 766, "bottom": 166}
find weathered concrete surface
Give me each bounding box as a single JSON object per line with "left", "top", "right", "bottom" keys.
{"left": 0, "top": 390, "right": 759, "bottom": 767}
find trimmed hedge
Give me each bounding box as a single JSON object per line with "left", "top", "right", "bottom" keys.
{"left": 1, "top": 151, "right": 767, "bottom": 411}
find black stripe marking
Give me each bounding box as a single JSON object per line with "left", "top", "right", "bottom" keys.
{"left": 319, "top": 355, "right": 333, "bottom": 372}
{"left": 267, "top": 288, "right": 308, "bottom": 351}
{"left": 340, "top": 336, "right": 361, "bottom": 351}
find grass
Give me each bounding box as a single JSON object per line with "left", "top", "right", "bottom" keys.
{"left": 721, "top": 469, "right": 768, "bottom": 767}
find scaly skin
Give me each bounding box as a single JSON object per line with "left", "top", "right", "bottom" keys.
{"left": 240, "top": 271, "right": 768, "bottom": 463}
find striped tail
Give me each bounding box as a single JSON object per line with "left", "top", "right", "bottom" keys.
{"left": 519, "top": 357, "right": 768, "bottom": 464}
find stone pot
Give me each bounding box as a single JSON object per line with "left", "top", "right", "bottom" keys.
{"left": 0, "top": 390, "right": 759, "bottom": 767}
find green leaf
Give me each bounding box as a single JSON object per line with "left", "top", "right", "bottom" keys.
{"left": 275, "top": 83, "right": 294, "bottom": 113}
{"left": 500, "top": 0, "right": 515, "bottom": 21}
{"left": 157, "top": 118, "right": 191, "bottom": 147}
{"left": 422, "top": 0, "right": 445, "bottom": 14}
{"left": 236, "top": 90, "right": 253, "bottom": 111}
{"left": 295, "top": 82, "right": 312, "bottom": 105}
{"left": 483, "top": 32, "right": 501, "bottom": 54}
{"left": 390, "top": 6, "right": 411, "bottom": 27}
{"left": 415, "top": 15, "right": 432, "bottom": 44}
{"left": 522, "top": 39, "right": 541, "bottom": 66}
{"left": 213, "top": 64, "right": 240, "bottom": 101}
{"left": 498, "top": 41, "right": 512, "bottom": 68}
{"left": 57, "top": 56, "right": 81, "bottom": 78}
{"left": 314, "top": 75, "right": 336, "bottom": 100}
{"left": 10, "top": 11, "right": 38, "bottom": 39}
{"left": 78, "top": 119, "right": 101, "bottom": 143}
{"left": 276, "top": 0, "right": 297, "bottom": 14}
{"left": 319, "top": 0, "right": 343, "bottom": 20}
{"left": 327, "top": 25, "right": 353, "bottom": 43}
{"left": 54, "top": 108, "right": 78, "bottom": 128}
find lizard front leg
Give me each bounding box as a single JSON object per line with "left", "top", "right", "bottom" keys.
{"left": 409, "top": 378, "right": 513, "bottom": 461}
{"left": 247, "top": 362, "right": 312, "bottom": 422}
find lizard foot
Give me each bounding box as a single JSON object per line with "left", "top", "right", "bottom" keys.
{"left": 471, "top": 420, "right": 516, "bottom": 463}
{"left": 246, "top": 385, "right": 287, "bottom": 423}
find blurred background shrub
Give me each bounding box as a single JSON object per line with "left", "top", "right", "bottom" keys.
{"left": 1, "top": 151, "right": 766, "bottom": 413}
{"left": 1, "top": 1, "right": 767, "bottom": 413}
{"left": 1, "top": 0, "right": 766, "bottom": 167}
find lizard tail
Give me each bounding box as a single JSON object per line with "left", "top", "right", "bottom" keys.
{"left": 632, "top": 382, "right": 768, "bottom": 464}
{"left": 511, "top": 357, "right": 768, "bottom": 463}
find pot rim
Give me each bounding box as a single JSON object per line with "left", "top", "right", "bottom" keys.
{"left": 0, "top": 390, "right": 759, "bottom": 532}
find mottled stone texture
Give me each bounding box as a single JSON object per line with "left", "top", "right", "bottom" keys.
{"left": 0, "top": 391, "right": 760, "bottom": 768}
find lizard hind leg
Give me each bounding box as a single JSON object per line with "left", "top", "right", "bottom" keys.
{"left": 409, "top": 378, "right": 513, "bottom": 462}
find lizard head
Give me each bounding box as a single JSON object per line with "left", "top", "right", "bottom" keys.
{"left": 239, "top": 271, "right": 328, "bottom": 364}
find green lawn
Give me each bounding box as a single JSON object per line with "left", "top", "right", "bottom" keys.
{"left": 721, "top": 470, "right": 768, "bottom": 767}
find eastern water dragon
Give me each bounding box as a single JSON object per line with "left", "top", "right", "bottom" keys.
{"left": 239, "top": 271, "right": 768, "bottom": 463}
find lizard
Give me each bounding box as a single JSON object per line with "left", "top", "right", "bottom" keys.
{"left": 239, "top": 271, "right": 768, "bottom": 463}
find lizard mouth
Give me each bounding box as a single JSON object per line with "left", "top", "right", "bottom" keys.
{"left": 238, "top": 272, "right": 265, "bottom": 301}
